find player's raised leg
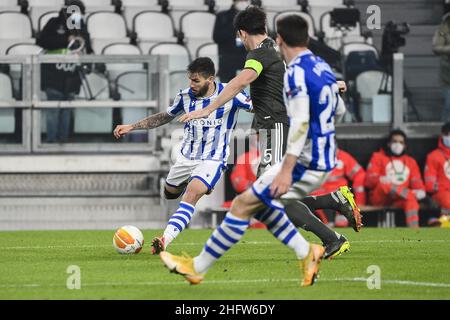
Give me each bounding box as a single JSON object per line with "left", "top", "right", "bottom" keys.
{"left": 152, "top": 178, "right": 209, "bottom": 254}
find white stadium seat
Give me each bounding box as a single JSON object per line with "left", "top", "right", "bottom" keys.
{"left": 169, "top": 71, "right": 189, "bottom": 99}
{"left": 116, "top": 71, "right": 151, "bottom": 139}
{"left": 122, "top": 0, "right": 161, "bottom": 30}
{"left": 273, "top": 11, "right": 316, "bottom": 38}
{"left": 196, "top": 42, "right": 218, "bottom": 69}
{"left": 0, "top": 12, "right": 34, "bottom": 55}
{"left": 102, "top": 43, "right": 144, "bottom": 83}
{"left": 169, "top": 0, "right": 208, "bottom": 10}
{"left": 75, "top": 72, "right": 112, "bottom": 134}
{"left": 0, "top": 0, "right": 19, "bottom": 6}
{"left": 0, "top": 12, "right": 32, "bottom": 39}
{"left": 214, "top": 0, "right": 233, "bottom": 12}
{"left": 0, "top": 73, "right": 15, "bottom": 133}
{"left": 37, "top": 11, "right": 59, "bottom": 33}
{"left": 180, "top": 11, "right": 216, "bottom": 57}
{"left": 28, "top": 0, "right": 64, "bottom": 6}
{"left": 134, "top": 11, "right": 177, "bottom": 53}
{"left": 356, "top": 70, "right": 391, "bottom": 122}
{"left": 149, "top": 42, "right": 191, "bottom": 72}
{"left": 6, "top": 43, "right": 43, "bottom": 55}
{"left": 0, "top": 0, "right": 20, "bottom": 12}
{"left": 262, "top": 0, "right": 300, "bottom": 11}
{"left": 87, "top": 11, "right": 129, "bottom": 53}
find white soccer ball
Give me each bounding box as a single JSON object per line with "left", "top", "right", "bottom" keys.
{"left": 113, "top": 225, "right": 144, "bottom": 254}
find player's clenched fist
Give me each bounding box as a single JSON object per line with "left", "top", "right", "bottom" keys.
{"left": 113, "top": 124, "right": 133, "bottom": 139}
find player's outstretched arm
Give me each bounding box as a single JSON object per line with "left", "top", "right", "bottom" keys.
{"left": 113, "top": 112, "right": 174, "bottom": 139}
{"left": 179, "top": 69, "right": 258, "bottom": 122}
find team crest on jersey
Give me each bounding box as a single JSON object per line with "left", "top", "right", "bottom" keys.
{"left": 385, "top": 160, "right": 410, "bottom": 185}
{"left": 443, "top": 161, "right": 450, "bottom": 180}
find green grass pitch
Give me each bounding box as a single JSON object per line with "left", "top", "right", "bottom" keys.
{"left": 0, "top": 228, "right": 449, "bottom": 300}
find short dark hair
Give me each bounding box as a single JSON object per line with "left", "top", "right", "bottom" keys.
{"left": 442, "top": 122, "right": 450, "bottom": 134}
{"left": 187, "top": 57, "right": 215, "bottom": 78}
{"left": 276, "top": 14, "right": 309, "bottom": 47}
{"left": 233, "top": 6, "right": 267, "bottom": 35}
{"left": 388, "top": 128, "right": 407, "bottom": 143}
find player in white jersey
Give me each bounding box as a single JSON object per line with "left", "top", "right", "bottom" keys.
{"left": 159, "top": 15, "right": 362, "bottom": 286}
{"left": 113, "top": 58, "right": 252, "bottom": 253}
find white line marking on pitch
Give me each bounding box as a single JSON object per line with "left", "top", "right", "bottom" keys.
{"left": 1, "top": 277, "right": 450, "bottom": 289}
{"left": 1, "top": 239, "right": 448, "bottom": 250}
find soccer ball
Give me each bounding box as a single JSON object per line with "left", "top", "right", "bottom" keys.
{"left": 113, "top": 225, "right": 144, "bottom": 254}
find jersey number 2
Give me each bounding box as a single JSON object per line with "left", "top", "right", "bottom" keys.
{"left": 319, "top": 83, "right": 339, "bottom": 135}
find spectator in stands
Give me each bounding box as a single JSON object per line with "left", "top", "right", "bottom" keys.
{"left": 433, "top": 11, "right": 450, "bottom": 122}
{"left": 37, "top": 0, "right": 93, "bottom": 143}
{"left": 365, "top": 129, "right": 426, "bottom": 228}
{"left": 424, "top": 122, "right": 450, "bottom": 220}
{"left": 213, "top": 0, "right": 248, "bottom": 82}
{"left": 310, "top": 148, "right": 366, "bottom": 227}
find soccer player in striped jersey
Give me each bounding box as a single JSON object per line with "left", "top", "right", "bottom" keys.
{"left": 114, "top": 58, "right": 253, "bottom": 253}
{"left": 159, "top": 15, "right": 363, "bottom": 286}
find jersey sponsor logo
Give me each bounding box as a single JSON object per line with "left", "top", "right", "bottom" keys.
{"left": 189, "top": 118, "right": 223, "bottom": 127}
{"left": 385, "top": 160, "right": 410, "bottom": 185}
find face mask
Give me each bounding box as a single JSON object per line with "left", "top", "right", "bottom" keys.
{"left": 235, "top": 37, "right": 244, "bottom": 47}
{"left": 235, "top": 1, "right": 249, "bottom": 11}
{"left": 390, "top": 142, "right": 404, "bottom": 156}
{"left": 443, "top": 136, "right": 450, "bottom": 148}
{"left": 71, "top": 12, "right": 83, "bottom": 24}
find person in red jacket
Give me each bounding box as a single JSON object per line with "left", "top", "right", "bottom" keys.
{"left": 365, "top": 129, "right": 426, "bottom": 228}
{"left": 310, "top": 148, "right": 366, "bottom": 226}
{"left": 424, "top": 122, "right": 450, "bottom": 218}
{"left": 230, "top": 146, "right": 260, "bottom": 194}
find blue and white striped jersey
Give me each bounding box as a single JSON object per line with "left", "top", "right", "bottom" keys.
{"left": 167, "top": 82, "right": 252, "bottom": 162}
{"left": 284, "top": 50, "right": 342, "bottom": 172}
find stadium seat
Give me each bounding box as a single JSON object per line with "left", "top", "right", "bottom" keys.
{"left": 0, "top": 0, "right": 20, "bottom": 12}
{"left": 28, "top": 0, "right": 65, "bottom": 32}
{"left": 180, "top": 11, "right": 216, "bottom": 57}
{"left": 116, "top": 71, "right": 151, "bottom": 140}
{"left": 133, "top": 11, "right": 177, "bottom": 54}
{"left": 169, "top": 0, "right": 208, "bottom": 11}
{"left": 0, "top": 12, "right": 34, "bottom": 55}
{"left": 343, "top": 44, "right": 380, "bottom": 81}
{"left": 37, "top": 11, "right": 59, "bottom": 33}
{"left": 214, "top": 0, "right": 233, "bottom": 12}
{"left": 102, "top": 42, "right": 144, "bottom": 85}
{"left": 196, "top": 42, "right": 218, "bottom": 69}
{"left": 87, "top": 11, "right": 129, "bottom": 53}
{"left": 262, "top": 0, "right": 300, "bottom": 11}
{"left": 355, "top": 70, "right": 391, "bottom": 122}
{"left": 169, "top": 70, "right": 189, "bottom": 99}
{"left": 122, "top": 0, "right": 162, "bottom": 30}
{"left": 0, "top": 72, "right": 15, "bottom": 133}
{"left": 149, "top": 42, "right": 191, "bottom": 72}
{"left": 6, "top": 43, "right": 43, "bottom": 55}
{"left": 74, "top": 72, "right": 112, "bottom": 134}
{"left": 273, "top": 11, "right": 316, "bottom": 38}
{"left": 6, "top": 43, "right": 43, "bottom": 94}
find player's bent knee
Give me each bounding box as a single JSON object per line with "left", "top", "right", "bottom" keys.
{"left": 164, "top": 187, "right": 181, "bottom": 200}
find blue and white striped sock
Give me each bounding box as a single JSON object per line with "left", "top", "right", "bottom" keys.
{"left": 163, "top": 201, "right": 195, "bottom": 248}
{"left": 193, "top": 212, "right": 250, "bottom": 274}
{"left": 255, "top": 208, "right": 309, "bottom": 259}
